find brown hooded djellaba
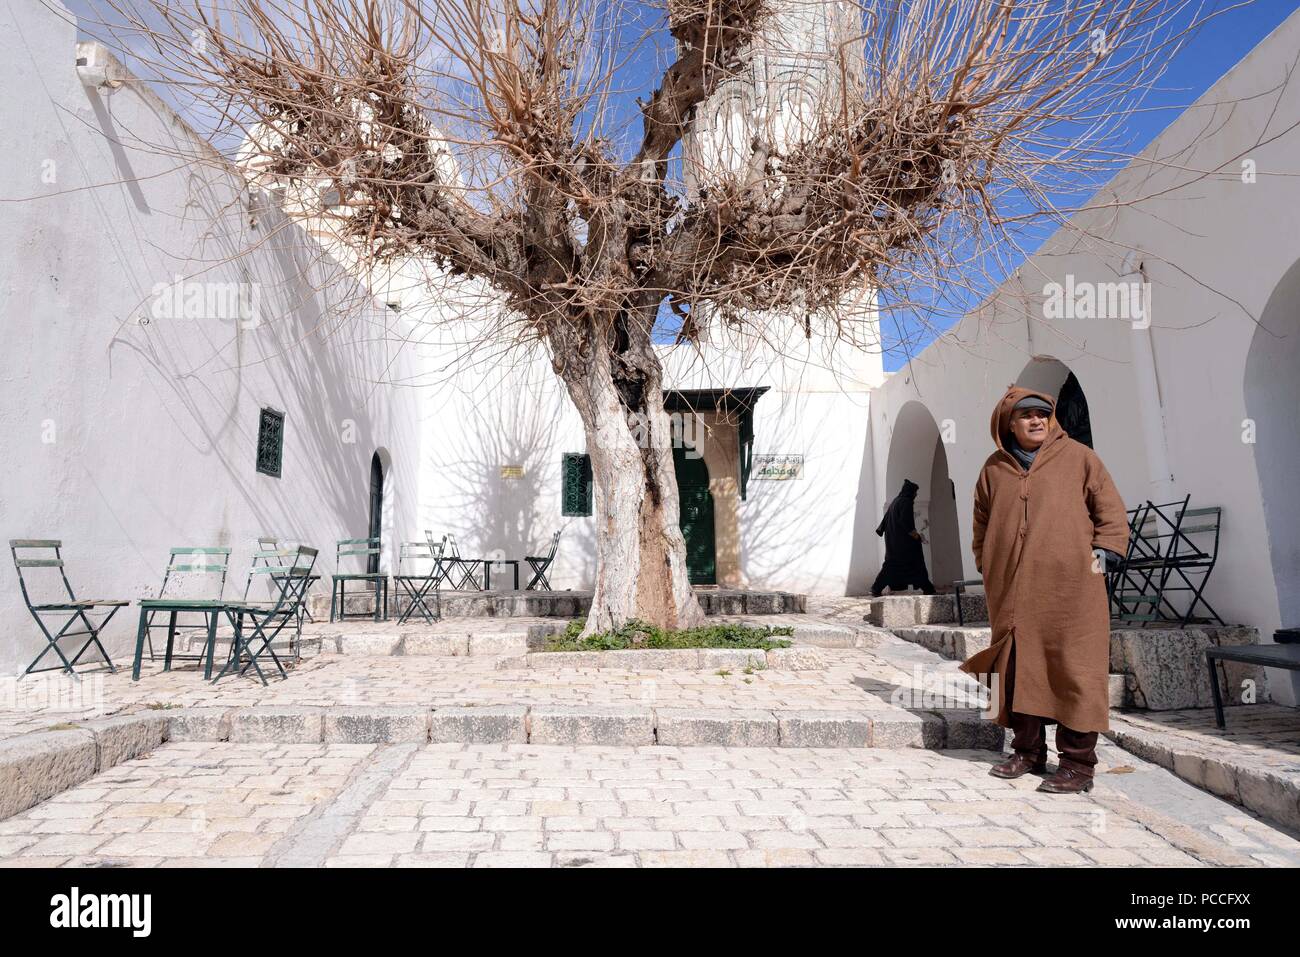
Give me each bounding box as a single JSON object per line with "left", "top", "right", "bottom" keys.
{"left": 959, "top": 387, "right": 1129, "bottom": 733}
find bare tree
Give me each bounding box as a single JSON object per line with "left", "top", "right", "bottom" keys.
{"left": 89, "top": 0, "right": 1223, "bottom": 633}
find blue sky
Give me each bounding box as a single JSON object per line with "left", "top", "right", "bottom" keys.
{"left": 873, "top": 0, "right": 1300, "bottom": 370}
{"left": 68, "top": 0, "right": 1300, "bottom": 367}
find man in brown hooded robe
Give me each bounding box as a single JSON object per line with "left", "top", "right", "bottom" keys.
{"left": 959, "top": 386, "right": 1129, "bottom": 794}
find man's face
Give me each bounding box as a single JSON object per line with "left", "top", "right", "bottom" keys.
{"left": 1010, "top": 407, "right": 1050, "bottom": 449}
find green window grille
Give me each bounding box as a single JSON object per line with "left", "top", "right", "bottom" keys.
{"left": 256, "top": 408, "right": 284, "bottom": 478}
{"left": 561, "top": 453, "right": 593, "bottom": 516}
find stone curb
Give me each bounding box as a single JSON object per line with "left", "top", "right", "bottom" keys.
{"left": 494, "top": 646, "right": 826, "bottom": 672}
{"left": 1105, "top": 718, "right": 1300, "bottom": 834}
{"left": 0, "top": 710, "right": 170, "bottom": 822}
{"left": 0, "top": 702, "right": 1005, "bottom": 821}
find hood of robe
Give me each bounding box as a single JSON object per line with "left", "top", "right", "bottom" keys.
{"left": 989, "top": 386, "right": 1066, "bottom": 456}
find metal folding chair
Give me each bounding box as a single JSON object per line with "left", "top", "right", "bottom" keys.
{"left": 132, "top": 547, "right": 235, "bottom": 680}
{"left": 249, "top": 536, "right": 322, "bottom": 623}
{"left": 1109, "top": 496, "right": 1224, "bottom": 625}
{"left": 440, "top": 534, "right": 485, "bottom": 591}
{"left": 525, "top": 531, "right": 561, "bottom": 591}
{"left": 11, "top": 539, "right": 127, "bottom": 677}
{"left": 244, "top": 540, "right": 319, "bottom": 661}
{"left": 217, "top": 546, "right": 318, "bottom": 685}
{"left": 395, "top": 535, "right": 444, "bottom": 624}
{"left": 330, "top": 537, "right": 388, "bottom": 621}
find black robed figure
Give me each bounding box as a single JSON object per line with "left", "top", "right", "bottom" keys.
{"left": 871, "top": 480, "right": 937, "bottom": 596}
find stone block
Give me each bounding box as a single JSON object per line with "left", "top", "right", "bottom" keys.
{"left": 654, "top": 709, "right": 779, "bottom": 747}
{"left": 494, "top": 655, "right": 531, "bottom": 670}
{"left": 401, "top": 633, "right": 469, "bottom": 656}
{"left": 526, "top": 652, "right": 603, "bottom": 670}
{"left": 953, "top": 628, "right": 993, "bottom": 659}
{"left": 0, "top": 730, "right": 97, "bottom": 821}
{"left": 744, "top": 593, "right": 778, "bottom": 615}
{"left": 697, "top": 649, "right": 766, "bottom": 671}
{"left": 867, "top": 596, "right": 917, "bottom": 628}
{"left": 868, "top": 711, "right": 944, "bottom": 748}
{"left": 165, "top": 707, "right": 233, "bottom": 742}
{"left": 430, "top": 706, "right": 528, "bottom": 744}
{"left": 528, "top": 706, "right": 655, "bottom": 746}
{"left": 336, "top": 633, "right": 401, "bottom": 656}
{"left": 913, "top": 595, "right": 956, "bottom": 624}
{"left": 764, "top": 647, "right": 826, "bottom": 671}
{"left": 468, "top": 632, "right": 529, "bottom": 656}
{"left": 82, "top": 713, "right": 168, "bottom": 768}
{"left": 957, "top": 593, "right": 989, "bottom": 624}
{"left": 323, "top": 708, "right": 429, "bottom": 744}
{"left": 777, "top": 711, "right": 871, "bottom": 748}
{"left": 228, "top": 707, "right": 325, "bottom": 743}
{"left": 1110, "top": 626, "right": 1264, "bottom": 711}
{"left": 934, "top": 711, "right": 1006, "bottom": 751}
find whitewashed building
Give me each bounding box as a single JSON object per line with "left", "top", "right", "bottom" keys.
{"left": 2, "top": 0, "right": 1299, "bottom": 713}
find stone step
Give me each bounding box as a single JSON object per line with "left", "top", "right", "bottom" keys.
{"left": 1106, "top": 707, "right": 1300, "bottom": 834}
{"left": 866, "top": 593, "right": 988, "bottom": 628}
{"left": 158, "top": 703, "right": 1006, "bottom": 751}
{"left": 889, "top": 624, "right": 993, "bottom": 661}
{"left": 306, "top": 588, "right": 807, "bottom": 621}
{"left": 496, "top": 646, "right": 826, "bottom": 672}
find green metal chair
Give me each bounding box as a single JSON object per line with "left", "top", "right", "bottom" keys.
{"left": 247, "top": 536, "right": 322, "bottom": 629}
{"left": 11, "top": 539, "right": 128, "bottom": 677}
{"left": 330, "top": 537, "right": 388, "bottom": 622}
{"left": 132, "top": 547, "right": 235, "bottom": 680}
{"left": 394, "top": 535, "right": 445, "bottom": 624}
{"left": 217, "top": 545, "right": 318, "bottom": 685}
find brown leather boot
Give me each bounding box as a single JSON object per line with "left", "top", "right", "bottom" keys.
{"left": 1036, "top": 766, "right": 1094, "bottom": 794}
{"left": 988, "top": 752, "right": 1047, "bottom": 779}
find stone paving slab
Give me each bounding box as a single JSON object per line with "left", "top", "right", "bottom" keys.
{"left": 2, "top": 738, "right": 1296, "bottom": 868}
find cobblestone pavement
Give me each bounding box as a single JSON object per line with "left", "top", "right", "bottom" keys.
{"left": 2, "top": 738, "right": 1297, "bottom": 868}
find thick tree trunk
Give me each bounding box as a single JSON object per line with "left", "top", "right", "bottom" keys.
{"left": 552, "top": 313, "right": 705, "bottom": 636}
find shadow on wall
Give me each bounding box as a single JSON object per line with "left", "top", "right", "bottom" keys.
{"left": 737, "top": 391, "right": 867, "bottom": 593}
{"left": 1245, "top": 255, "right": 1300, "bottom": 634}
{"left": 431, "top": 379, "right": 595, "bottom": 586}
{"left": 95, "top": 95, "right": 412, "bottom": 585}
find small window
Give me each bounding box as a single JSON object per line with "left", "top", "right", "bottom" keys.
{"left": 561, "top": 453, "right": 593, "bottom": 517}
{"left": 256, "top": 408, "right": 285, "bottom": 478}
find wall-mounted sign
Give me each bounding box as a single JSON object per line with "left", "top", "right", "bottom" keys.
{"left": 500, "top": 465, "right": 525, "bottom": 480}
{"left": 753, "top": 454, "right": 803, "bottom": 480}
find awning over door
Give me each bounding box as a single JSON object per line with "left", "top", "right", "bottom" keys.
{"left": 661, "top": 386, "right": 769, "bottom": 501}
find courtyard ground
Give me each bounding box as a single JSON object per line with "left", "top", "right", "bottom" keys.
{"left": 1, "top": 598, "right": 1296, "bottom": 867}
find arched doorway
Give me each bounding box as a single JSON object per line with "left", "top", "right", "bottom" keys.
{"left": 1016, "top": 357, "right": 1093, "bottom": 448}
{"left": 674, "top": 446, "right": 716, "bottom": 585}
{"left": 1246, "top": 257, "right": 1300, "bottom": 636}
{"left": 368, "top": 451, "right": 384, "bottom": 573}
{"left": 883, "top": 401, "right": 963, "bottom": 589}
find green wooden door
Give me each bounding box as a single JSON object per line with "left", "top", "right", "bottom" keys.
{"left": 674, "top": 448, "right": 716, "bottom": 585}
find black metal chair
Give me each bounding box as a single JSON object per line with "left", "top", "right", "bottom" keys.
{"left": 1110, "top": 496, "right": 1224, "bottom": 625}
{"left": 440, "top": 534, "right": 485, "bottom": 591}
{"left": 952, "top": 578, "right": 984, "bottom": 626}
{"left": 525, "top": 531, "right": 561, "bottom": 591}
{"left": 11, "top": 539, "right": 127, "bottom": 677}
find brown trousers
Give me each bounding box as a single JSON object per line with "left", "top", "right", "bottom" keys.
{"left": 1005, "top": 643, "right": 1098, "bottom": 776}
